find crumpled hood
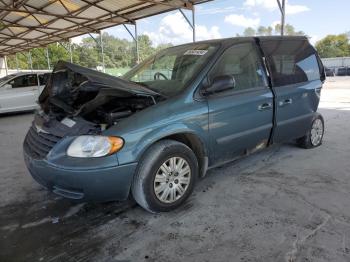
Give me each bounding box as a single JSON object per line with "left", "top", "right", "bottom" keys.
{"left": 38, "top": 61, "right": 161, "bottom": 117}
{"left": 39, "top": 60, "right": 160, "bottom": 104}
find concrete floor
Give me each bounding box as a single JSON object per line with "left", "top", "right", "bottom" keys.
{"left": 1, "top": 77, "right": 350, "bottom": 262}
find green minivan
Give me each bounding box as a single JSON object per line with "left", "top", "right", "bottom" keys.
{"left": 23, "top": 36, "right": 325, "bottom": 213}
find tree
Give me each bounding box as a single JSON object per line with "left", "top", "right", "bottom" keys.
{"left": 257, "top": 26, "right": 273, "bottom": 36}
{"left": 5, "top": 32, "right": 171, "bottom": 71}
{"left": 243, "top": 27, "right": 256, "bottom": 36}
{"left": 273, "top": 23, "right": 305, "bottom": 36}
{"left": 240, "top": 24, "right": 305, "bottom": 37}
{"left": 284, "top": 24, "right": 305, "bottom": 36}
{"left": 274, "top": 24, "right": 281, "bottom": 35}
{"left": 137, "top": 34, "right": 156, "bottom": 62}
{"left": 315, "top": 34, "right": 350, "bottom": 58}
{"left": 156, "top": 43, "right": 173, "bottom": 51}
{"left": 6, "top": 42, "right": 76, "bottom": 70}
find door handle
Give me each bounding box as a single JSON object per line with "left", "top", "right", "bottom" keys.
{"left": 279, "top": 98, "right": 293, "bottom": 106}
{"left": 258, "top": 102, "right": 272, "bottom": 111}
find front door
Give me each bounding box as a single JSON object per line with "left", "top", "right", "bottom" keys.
{"left": 206, "top": 41, "right": 274, "bottom": 164}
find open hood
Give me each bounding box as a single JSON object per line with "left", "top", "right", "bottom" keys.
{"left": 39, "top": 61, "right": 164, "bottom": 116}
{"left": 39, "top": 61, "right": 159, "bottom": 103}
{"left": 39, "top": 61, "right": 162, "bottom": 124}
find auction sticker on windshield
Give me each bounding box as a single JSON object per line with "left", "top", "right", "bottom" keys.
{"left": 184, "top": 50, "right": 208, "bottom": 56}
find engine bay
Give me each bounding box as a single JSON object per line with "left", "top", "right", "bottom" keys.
{"left": 38, "top": 61, "right": 163, "bottom": 131}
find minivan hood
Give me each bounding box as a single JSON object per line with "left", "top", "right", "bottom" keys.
{"left": 38, "top": 61, "right": 161, "bottom": 124}
{"left": 40, "top": 61, "right": 160, "bottom": 99}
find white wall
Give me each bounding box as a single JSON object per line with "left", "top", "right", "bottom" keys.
{"left": 321, "top": 57, "right": 350, "bottom": 68}
{"left": 0, "top": 57, "right": 8, "bottom": 77}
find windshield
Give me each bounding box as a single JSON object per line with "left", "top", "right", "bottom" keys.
{"left": 123, "top": 43, "right": 219, "bottom": 97}
{"left": 0, "top": 74, "right": 15, "bottom": 85}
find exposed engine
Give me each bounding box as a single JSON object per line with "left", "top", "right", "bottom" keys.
{"left": 38, "top": 61, "right": 163, "bottom": 130}
{"left": 83, "top": 96, "right": 155, "bottom": 125}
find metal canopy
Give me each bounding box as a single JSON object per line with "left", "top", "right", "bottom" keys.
{"left": 0, "top": 0, "right": 210, "bottom": 56}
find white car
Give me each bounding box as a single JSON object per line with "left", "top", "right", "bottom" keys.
{"left": 0, "top": 72, "right": 50, "bottom": 113}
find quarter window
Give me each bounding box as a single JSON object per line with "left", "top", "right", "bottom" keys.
{"left": 209, "top": 42, "right": 265, "bottom": 92}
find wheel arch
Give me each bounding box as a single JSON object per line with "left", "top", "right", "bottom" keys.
{"left": 159, "top": 133, "right": 209, "bottom": 178}
{"left": 137, "top": 131, "right": 209, "bottom": 178}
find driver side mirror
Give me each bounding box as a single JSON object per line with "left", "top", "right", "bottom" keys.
{"left": 202, "top": 75, "right": 236, "bottom": 95}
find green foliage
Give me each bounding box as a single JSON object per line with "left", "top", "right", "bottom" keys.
{"left": 257, "top": 26, "right": 273, "bottom": 36}
{"left": 6, "top": 33, "right": 169, "bottom": 73}
{"left": 315, "top": 34, "right": 350, "bottom": 58}
{"left": 283, "top": 24, "right": 305, "bottom": 36}
{"left": 240, "top": 24, "right": 305, "bottom": 37}
{"left": 243, "top": 27, "right": 256, "bottom": 36}
{"left": 138, "top": 34, "right": 156, "bottom": 62}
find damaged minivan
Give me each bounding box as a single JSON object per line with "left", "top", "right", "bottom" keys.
{"left": 23, "top": 36, "right": 325, "bottom": 213}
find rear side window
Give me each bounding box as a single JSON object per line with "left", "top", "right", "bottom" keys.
{"left": 260, "top": 39, "right": 321, "bottom": 86}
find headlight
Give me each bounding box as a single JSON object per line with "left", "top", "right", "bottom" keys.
{"left": 67, "top": 136, "right": 124, "bottom": 158}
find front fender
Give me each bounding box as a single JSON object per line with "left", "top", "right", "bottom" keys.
{"left": 116, "top": 121, "right": 209, "bottom": 165}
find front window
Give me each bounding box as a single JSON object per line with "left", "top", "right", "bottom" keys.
{"left": 208, "top": 43, "right": 266, "bottom": 91}
{"left": 10, "top": 74, "right": 38, "bottom": 88}
{"left": 123, "top": 43, "right": 219, "bottom": 96}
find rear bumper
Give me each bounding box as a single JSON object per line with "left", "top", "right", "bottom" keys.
{"left": 23, "top": 151, "right": 137, "bottom": 202}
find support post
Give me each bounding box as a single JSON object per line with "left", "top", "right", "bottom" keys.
{"left": 58, "top": 42, "right": 74, "bottom": 64}
{"left": 15, "top": 53, "right": 19, "bottom": 72}
{"left": 28, "top": 51, "right": 33, "bottom": 71}
{"left": 281, "top": 0, "right": 285, "bottom": 36}
{"left": 192, "top": 6, "right": 196, "bottom": 42}
{"left": 46, "top": 48, "right": 51, "bottom": 70}
{"left": 4, "top": 55, "right": 8, "bottom": 76}
{"left": 123, "top": 23, "right": 139, "bottom": 65}
{"left": 179, "top": 8, "right": 195, "bottom": 42}
{"left": 100, "top": 31, "right": 105, "bottom": 72}
{"left": 135, "top": 23, "right": 139, "bottom": 64}
{"left": 277, "top": 0, "right": 286, "bottom": 36}
{"left": 69, "top": 42, "right": 73, "bottom": 63}
{"left": 88, "top": 33, "right": 106, "bottom": 71}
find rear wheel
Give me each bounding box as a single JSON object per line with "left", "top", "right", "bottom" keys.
{"left": 297, "top": 113, "right": 324, "bottom": 149}
{"left": 131, "top": 139, "right": 198, "bottom": 213}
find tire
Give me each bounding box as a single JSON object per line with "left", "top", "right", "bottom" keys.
{"left": 297, "top": 113, "right": 324, "bottom": 149}
{"left": 131, "top": 139, "right": 198, "bottom": 213}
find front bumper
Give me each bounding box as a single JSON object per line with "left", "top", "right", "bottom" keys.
{"left": 23, "top": 151, "right": 137, "bottom": 201}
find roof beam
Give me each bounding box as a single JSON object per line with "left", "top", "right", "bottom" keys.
{"left": 79, "top": 0, "right": 135, "bottom": 23}
{"left": 0, "top": 0, "right": 211, "bottom": 55}
{"left": 142, "top": 0, "right": 193, "bottom": 10}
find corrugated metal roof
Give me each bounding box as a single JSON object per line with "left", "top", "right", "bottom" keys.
{"left": 0, "top": 0, "right": 211, "bottom": 55}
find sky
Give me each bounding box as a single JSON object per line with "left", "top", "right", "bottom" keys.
{"left": 72, "top": 0, "right": 350, "bottom": 46}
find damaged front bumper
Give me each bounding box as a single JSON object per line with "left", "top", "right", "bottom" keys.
{"left": 23, "top": 150, "right": 137, "bottom": 201}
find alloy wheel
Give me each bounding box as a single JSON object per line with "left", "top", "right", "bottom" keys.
{"left": 310, "top": 118, "right": 323, "bottom": 146}
{"left": 153, "top": 157, "right": 191, "bottom": 204}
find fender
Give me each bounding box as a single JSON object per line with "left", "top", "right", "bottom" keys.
{"left": 116, "top": 121, "right": 209, "bottom": 166}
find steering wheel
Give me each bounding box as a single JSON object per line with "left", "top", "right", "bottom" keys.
{"left": 154, "top": 72, "right": 168, "bottom": 80}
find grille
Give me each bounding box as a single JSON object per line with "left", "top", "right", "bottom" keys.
{"left": 23, "top": 123, "right": 63, "bottom": 159}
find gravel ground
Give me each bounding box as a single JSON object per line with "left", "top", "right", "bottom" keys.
{"left": 1, "top": 77, "right": 350, "bottom": 262}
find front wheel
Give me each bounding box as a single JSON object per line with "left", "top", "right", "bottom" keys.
{"left": 131, "top": 140, "right": 198, "bottom": 213}
{"left": 297, "top": 113, "right": 324, "bottom": 149}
